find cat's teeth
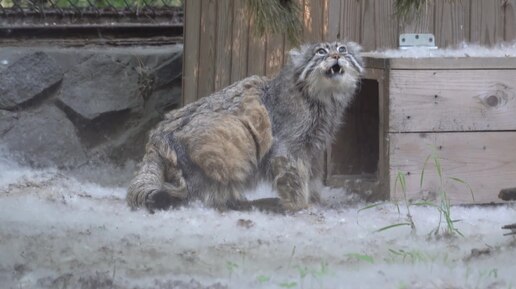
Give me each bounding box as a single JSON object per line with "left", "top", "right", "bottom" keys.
{"left": 331, "top": 69, "right": 334, "bottom": 74}
{"left": 340, "top": 67, "right": 344, "bottom": 74}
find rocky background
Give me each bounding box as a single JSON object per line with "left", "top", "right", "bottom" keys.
{"left": 0, "top": 45, "right": 183, "bottom": 182}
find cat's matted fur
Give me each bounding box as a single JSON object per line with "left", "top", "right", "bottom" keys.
{"left": 127, "top": 41, "right": 364, "bottom": 213}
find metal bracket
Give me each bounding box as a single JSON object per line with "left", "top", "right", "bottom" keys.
{"left": 399, "top": 33, "right": 437, "bottom": 49}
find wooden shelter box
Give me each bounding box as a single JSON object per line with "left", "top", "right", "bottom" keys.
{"left": 326, "top": 55, "right": 516, "bottom": 204}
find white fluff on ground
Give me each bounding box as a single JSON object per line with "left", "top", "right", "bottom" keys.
{"left": 0, "top": 151, "right": 515, "bottom": 289}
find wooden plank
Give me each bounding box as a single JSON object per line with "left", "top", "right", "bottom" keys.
{"left": 376, "top": 67, "right": 391, "bottom": 202}
{"left": 247, "top": 16, "right": 267, "bottom": 76}
{"left": 389, "top": 69, "right": 516, "bottom": 132}
{"left": 374, "top": 0, "right": 398, "bottom": 49}
{"left": 265, "top": 33, "right": 285, "bottom": 77}
{"left": 230, "top": 0, "right": 249, "bottom": 83}
{"left": 505, "top": 0, "right": 516, "bottom": 41}
{"left": 303, "top": 0, "right": 324, "bottom": 42}
{"left": 399, "top": 0, "right": 434, "bottom": 35}
{"left": 214, "top": 0, "right": 234, "bottom": 91}
{"left": 324, "top": 0, "right": 341, "bottom": 41}
{"left": 360, "top": 0, "right": 376, "bottom": 51}
{"left": 470, "top": 0, "right": 504, "bottom": 45}
{"left": 362, "top": 55, "right": 516, "bottom": 70}
{"left": 389, "top": 132, "right": 516, "bottom": 204}
{"left": 197, "top": 0, "right": 217, "bottom": 99}
{"left": 182, "top": 0, "right": 201, "bottom": 104}
{"left": 341, "top": 0, "right": 361, "bottom": 43}
{"left": 434, "top": 0, "right": 469, "bottom": 48}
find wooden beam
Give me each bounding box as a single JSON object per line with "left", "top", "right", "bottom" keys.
{"left": 341, "top": 0, "right": 361, "bottom": 43}
{"left": 265, "top": 33, "right": 285, "bottom": 77}
{"left": 434, "top": 0, "right": 469, "bottom": 47}
{"left": 214, "top": 0, "right": 234, "bottom": 91}
{"left": 197, "top": 0, "right": 217, "bottom": 99}
{"left": 470, "top": 0, "right": 504, "bottom": 45}
{"left": 230, "top": 0, "right": 249, "bottom": 83}
{"left": 375, "top": 0, "right": 398, "bottom": 49}
{"left": 505, "top": 0, "right": 516, "bottom": 41}
{"left": 360, "top": 0, "right": 376, "bottom": 51}
{"left": 182, "top": 0, "right": 201, "bottom": 104}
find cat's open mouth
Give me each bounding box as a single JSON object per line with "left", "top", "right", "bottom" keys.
{"left": 326, "top": 63, "right": 344, "bottom": 77}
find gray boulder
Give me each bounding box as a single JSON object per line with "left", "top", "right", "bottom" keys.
{"left": 57, "top": 54, "right": 144, "bottom": 121}
{"left": 0, "top": 52, "right": 63, "bottom": 110}
{"left": 150, "top": 51, "right": 183, "bottom": 90}
{"left": 1, "top": 105, "right": 87, "bottom": 168}
{"left": 0, "top": 110, "right": 17, "bottom": 136}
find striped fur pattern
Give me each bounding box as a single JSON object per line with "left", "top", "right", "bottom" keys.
{"left": 127, "top": 41, "right": 363, "bottom": 212}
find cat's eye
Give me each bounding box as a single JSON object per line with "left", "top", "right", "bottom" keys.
{"left": 316, "top": 48, "right": 327, "bottom": 55}
{"left": 338, "top": 46, "right": 347, "bottom": 53}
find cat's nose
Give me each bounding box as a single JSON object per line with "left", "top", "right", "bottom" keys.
{"left": 330, "top": 53, "right": 340, "bottom": 59}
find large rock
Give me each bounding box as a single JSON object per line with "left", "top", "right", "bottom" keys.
{"left": 57, "top": 54, "right": 144, "bottom": 121}
{"left": 0, "top": 52, "right": 63, "bottom": 110}
{"left": 150, "top": 51, "right": 183, "bottom": 90}
{"left": 1, "top": 105, "right": 87, "bottom": 168}
{"left": 0, "top": 110, "right": 17, "bottom": 136}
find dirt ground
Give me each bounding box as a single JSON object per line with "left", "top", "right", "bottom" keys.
{"left": 1, "top": 153, "right": 515, "bottom": 289}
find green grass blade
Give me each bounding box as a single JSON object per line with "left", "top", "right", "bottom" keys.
{"left": 376, "top": 222, "right": 412, "bottom": 232}
{"left": 358, "top": 202, "right": 384, "bottom": 213}
{"left": 433, "top": 154, "right": 443, "bottom": 180}
{"left": 411, "top": 201, "right": 439, "bottom": 208}
{"left": 448, "top": 176, "right": 475, "bottom": 202}
{"left": 346, "top": 253, "right": 375, "bottom": 264}
{"left": 420, "top": 154, "right": 432, "bottom": 188}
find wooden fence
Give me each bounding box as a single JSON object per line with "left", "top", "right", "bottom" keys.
{"left": 183, "top": 0, "right": 516, "bottom": 104}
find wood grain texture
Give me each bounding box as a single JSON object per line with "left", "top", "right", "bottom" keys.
{"left": 505, "top": 0, "right": 516, "bottom": 41}
{"left": 230, "top": 0, "right": 249, "bottom": 84}
{"left": 214, "top": 0, "right": 234, "bottom": 91}
{"left": 324, "top": 0, "right": 341, "bottom": 41}
{"left": 303, "top": 0, "right": 324, "bottom": 42}
{"left": 470, "top": 0, "right": 504, "bottom": 45}
{"left": 341, "top": 0, "right": 361, "bottom": 42}
{"left": 182, "top": 0, "right": 201, "bottom": 104}
{"left": 399, "top": 1, "right": 434, "bottom": 34}
{"left": 247, "top": 12, "right": 266, "bottom": 76}
{"left": 389, "top": 132, "right": 516, "bottom": 204}
{"left": 375, "top": 0, "right": 398, "bottom": 49}
{"left": 434, "top": 0, "right": 469, "bottom": 47}
{"left": 197, "top": 0, "right": 217, "bottom": 99}
{"left": 265, "top": 33, "right": 285, "bottom": 77}
{"left": 389, "top": 69, "right": 516, "bottom": 132}
{"left": 360, "top": 0, "right": 376, "bottom": 51}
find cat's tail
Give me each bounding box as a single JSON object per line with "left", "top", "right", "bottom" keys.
{"left": 126, "top": 136, "right": 188, "bottom": 213}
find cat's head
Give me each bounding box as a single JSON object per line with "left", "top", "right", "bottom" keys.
{"left": 289, "top": 41, "right": 363, "bottom": 96}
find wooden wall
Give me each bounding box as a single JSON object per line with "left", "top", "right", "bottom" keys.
{"left": 183, "top": 0, "right": 516, "bottom": 103}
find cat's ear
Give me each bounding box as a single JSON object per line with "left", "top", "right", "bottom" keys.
{"left": 345, "top": 41, "right": 362, "bottom": 55}
{"left": 288, "top": 47, "right": 303, "bottom": 66}
{"left": 288, "top": 44, "right": 311, "bottom": 67}
{"left": 345, "top": 41, "right": 364, "bottom": 71}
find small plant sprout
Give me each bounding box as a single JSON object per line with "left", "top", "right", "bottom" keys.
{"left": 346, "top": 253, "right": 375, "bottom": 264}
{"left": 388, "top": 248, "right": 427, "bottom": 264}
{"left": 358, "top": 171, "right": 415, "bottom": 233}
{"left": 278, "top": 281, "right": 298, "bottom": 288}
{"left": 226, "top": 261, "right": 239, "bottom": 280}
{"left": 417, "top": 148, "right": 474, "bottom": 237}
{"left": 256, "top": 274, "right": 270, "bottom": 284}
{"left": 358, "top": 146, "right": 474, "bottom": 238}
